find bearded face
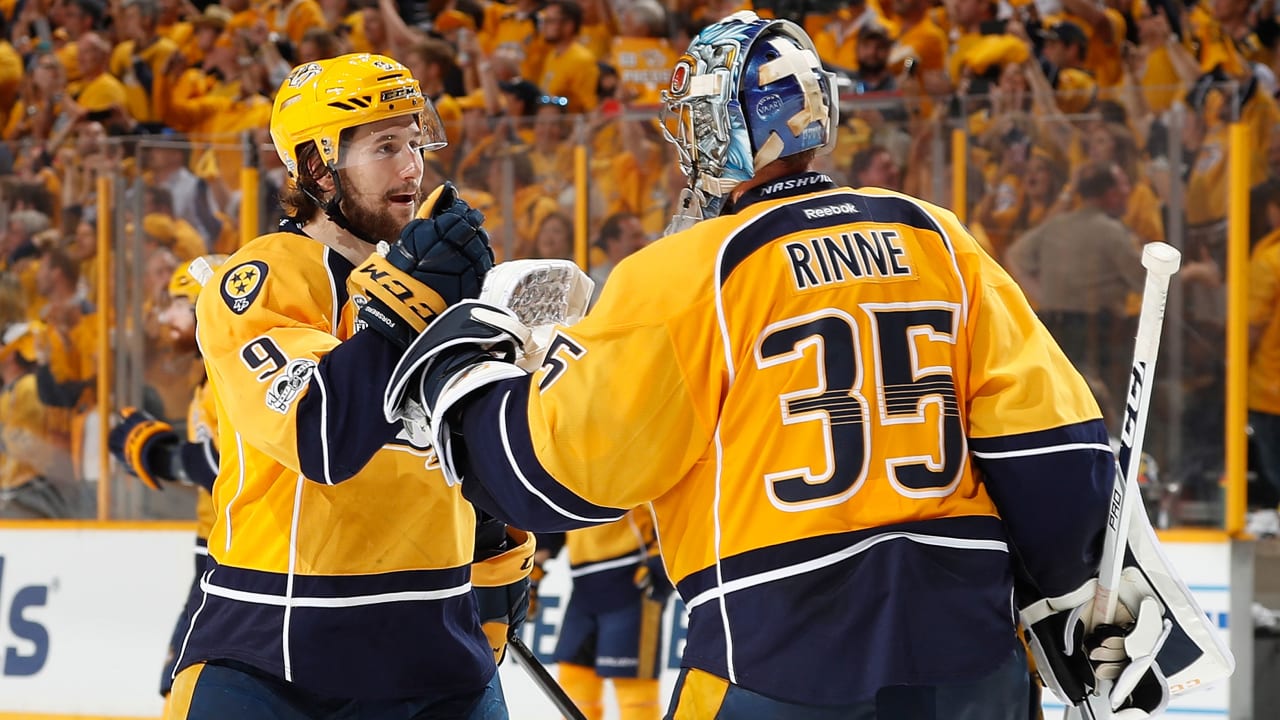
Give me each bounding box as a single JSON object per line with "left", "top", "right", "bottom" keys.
{"left": 336, "top": 167, "right": 426, "bottom": 244}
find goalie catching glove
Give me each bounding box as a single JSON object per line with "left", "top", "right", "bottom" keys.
{"left": 353, "top": 182, "right": 494, "bottom": 348}
{"left": 107, "top": 407, "right": 181, "bottom": 491}
{"left": 383, "top": 300, "right": 530, "bottom": 485}
{"left": 1020, "top": 576, "right": 1171, "bottom": 719}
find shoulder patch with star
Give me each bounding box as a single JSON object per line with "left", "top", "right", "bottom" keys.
{"left": 221, "top": 261, "right": 269, "bottom": 315}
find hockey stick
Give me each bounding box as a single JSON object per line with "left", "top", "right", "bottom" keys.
{"left": 1067, "top": 242, "right": 1182, "bottom": 720}
{"left": 508, "top": 634, "right": 588, "bottom": 720}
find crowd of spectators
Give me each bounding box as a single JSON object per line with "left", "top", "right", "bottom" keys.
{"left": 0, "top": 0, "right": 1277, "bottom": 526}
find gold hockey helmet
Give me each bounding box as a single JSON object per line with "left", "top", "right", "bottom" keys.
{"left": 270, "top": 53, "right": 447, "bottom": 180}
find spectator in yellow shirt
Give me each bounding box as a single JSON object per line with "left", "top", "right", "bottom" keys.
{"left": 53, "top": 0, "right": 107, "bottom": 93}
{"left": 1247, "top": 197, "right": 1280, "bottom": 532}
{"left": 268, "top": 0, "right": 326, "bottom": 44}
{"left": 537, "top": 0, "right": 600, "bottom": 113}
{"left": 0, "top": 323, "right": 73, "bottom": 519}
{"left": 73, "top": 32, "right": 129, "bottom": 118}
{"left": 111, "top": 0, "right": 180, "bottom": 125}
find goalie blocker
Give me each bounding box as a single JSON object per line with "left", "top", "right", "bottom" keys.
{"left": 1019, "top": 508, "right": 1234, "bottom": 716}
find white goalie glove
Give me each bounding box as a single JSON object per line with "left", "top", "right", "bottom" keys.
{"left": 1019, "top": 509, "right": 1235, "bottom": 719}
{"left": 383, "top": 260, "right": 594, "bottom": 485}
{"left": 1021, "top": 575, "right": 1172, "bottom": 719}
{"left": 477, "top": 259, "right": 594, "bottom": 371}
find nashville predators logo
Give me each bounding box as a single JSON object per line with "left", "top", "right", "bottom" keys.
{"left": 221, "top": 261, "right": 268, "bottom": 315}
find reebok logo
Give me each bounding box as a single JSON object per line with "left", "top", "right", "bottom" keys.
{"left": 803, "top": 203, "right": 858, "bottom": 220}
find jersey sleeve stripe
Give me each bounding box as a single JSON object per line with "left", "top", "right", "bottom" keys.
{"left": 458, "top": 380, "right": 628, "bottom": 530}
{"left": 970, "top": 441, "right": 1114, "bottom": 459}
{"left": 969, "top": 419, "right": 1114, "bottom": 596}
{"left": 295, "top": 330, "right": 402, "bottom": 483}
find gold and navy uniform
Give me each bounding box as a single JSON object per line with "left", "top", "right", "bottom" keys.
{"left": 554, "top": 509, "right": 665, "bottom": 679}
{"left": 162, "top": 379, "right": 221, "bottom": 697}
{"left": 562, "top": 510, "right": 656, "bottom": 613}
{"left": 186, "top": 222, "right": 494, "bottom": 699}
{"left": 455, "top": 173, "right": 1115, "bottom": 705}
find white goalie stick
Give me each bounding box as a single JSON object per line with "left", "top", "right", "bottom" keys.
{"left": 509, "top": 635, "right": 588, "bottom": 720}
{"left": 1068, "top": 242, "right": 1182, "bottom": 720}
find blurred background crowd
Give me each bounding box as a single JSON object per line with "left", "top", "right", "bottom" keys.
{"left": 0, "top": 0, "right": 1276, "bottom": 530}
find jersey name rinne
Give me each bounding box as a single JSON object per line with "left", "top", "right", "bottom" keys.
{"left": 784, "top": 228, "right": 912, "bottom": 290}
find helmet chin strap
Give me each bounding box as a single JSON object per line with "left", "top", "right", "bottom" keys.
{"left": 301, "top": 165, "right": 383, "bottom": 246}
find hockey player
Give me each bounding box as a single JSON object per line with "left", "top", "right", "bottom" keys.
{"left": 543, "top": 510, "right": 670, "bottom": 720}
{"left": 167, "top": 54, "right": 529, "bottom": 719}
{"left": 107, "top": 254, "right": 226, "bottom": 707}
{"left": 381, "top": 12, "right": 1213, "bottom": 719}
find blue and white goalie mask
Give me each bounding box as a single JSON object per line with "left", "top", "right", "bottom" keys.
{"left": 660, "top": 10, "right": 838, "bottom": 223}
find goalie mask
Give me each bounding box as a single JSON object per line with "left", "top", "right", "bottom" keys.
{"left": 660, "top": 11, "right": 837, "bottom": 223}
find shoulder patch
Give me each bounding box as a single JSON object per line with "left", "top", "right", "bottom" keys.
{"left": 221, "top": 261, "right": 269, "bottom": 315}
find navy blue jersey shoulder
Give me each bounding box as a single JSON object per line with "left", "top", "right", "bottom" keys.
{"left": 327, "top": 244, "right": 352, "bottom": 311}
{"left": 293, "top": 248, "right": 399, "bottom": 483}
{"left": 719, "top": 182, "right": 952, "bottom": 285}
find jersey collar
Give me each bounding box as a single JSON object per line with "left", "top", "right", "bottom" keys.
{"left": 722, "top": 171, "right": 838, "bottom": 215}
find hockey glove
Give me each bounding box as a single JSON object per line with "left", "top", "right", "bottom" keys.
{"left": 473, "top": 526, "right": 535, "bottom": 664}
{"left": 354, "top": 182, "right": 494, "bottom": 348}
{"left": 383, "top": 300, "right": 529, "bottom": 485}
{"left": 1020, "top": 578, "right": 1172, "bottom": 719}
{"left": 108, "top": 407, "right": 180, "bottom": 491}
{"left": 1085, "top": 595, "right": 1172, "bottom": 717}
{"left": 527, "top": 560, "right": 546, "bottom": 618}
{"left": 634, "top": 551, "right": 674, "bottom": 605}
{"left": 391, "top": 182, "right": 493, "bottom": 300}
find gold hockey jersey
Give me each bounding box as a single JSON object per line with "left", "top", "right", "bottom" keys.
{"left": 455, "top": 173, "right": 1116, "bottom": 705}
{"left": 187, "top": 225, "right": 495, "bottom": 699}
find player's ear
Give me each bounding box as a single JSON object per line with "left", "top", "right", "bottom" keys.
{"left": 314, "top": 171, "right": 335, "bottom": 193}
{"left": 304, "top": 152, "right": 334, "bottom": 194}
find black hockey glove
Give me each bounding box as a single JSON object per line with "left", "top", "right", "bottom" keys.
{"left": 108, "top": 407, "right": 180, "bottom": 490}
{"left": 354, "top": 182, "right": 494, "bottom": 348}
{"left": 634, "top": 551, "right": 674, "bottom": 605}
{"left": 473, "top": 525, "right": 535, "bottom": 664}
{"left": 387, "top": 182, "right": 493, "bottom": 301}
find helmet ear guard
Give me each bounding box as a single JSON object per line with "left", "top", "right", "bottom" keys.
{"left": 659, "top": 11, "right": 838, "bottom": 222}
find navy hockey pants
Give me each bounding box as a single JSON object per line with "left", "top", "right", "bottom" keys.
{"left": 665, "top": 643, "right": 1033, "bottom": 719}
{"left": 167, "top": 660, "right": 507, "bottom": 720}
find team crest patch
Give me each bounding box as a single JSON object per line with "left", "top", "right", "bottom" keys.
{"left": 221, "top": 261, "right": 268, "bottom": 315}
{"left": 286, "top": 62, "right": 322, "bottom": 88}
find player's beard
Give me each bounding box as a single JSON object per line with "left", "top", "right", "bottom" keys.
{"left": 168, "top": 326, "right": 198, "bottom": 354}
{"left": 336, "top": 170, "right": 424, "bottom": 244}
